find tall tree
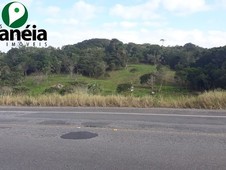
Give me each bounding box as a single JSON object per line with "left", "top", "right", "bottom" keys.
{"left": 105, "top": 39, "right": 128, "bottom": 70}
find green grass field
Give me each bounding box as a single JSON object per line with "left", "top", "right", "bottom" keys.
{"left": 21, "top": 64, "right": 188, "bottom": 97}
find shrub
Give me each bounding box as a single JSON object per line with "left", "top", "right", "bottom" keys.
{"left": 13, "top": 86, "right": 30, "bottom": 95}
{"left": 130, "top": 68, "right": 138, "bottom": 73}
{"left": 31, "top": 75, "right": 47, "bottom": 85}
{"left": 104, "top": 72, "right": 110, "bottom": 78}
{"left": 116, "top": 83, "right": 132, "bottom": 93}
{"left": 88, "top": 83, "right": 102, "bottom": 95}
{"left": 0, "top": 86, "right": 13, "bottom": 95}
{"left": 43, "top": 87, "right": 60, "bottom": 94}
{"left": 44, "top": 84, "right": 89, "bottom": 95}
{"left": 140, "top": 73, "right": 151, "bottom": 85}
{"left": 59, "top": 86, "right": 74, "bottom": 95}
{"left": 69, "top": 81, "right": 88, "bottom": 87}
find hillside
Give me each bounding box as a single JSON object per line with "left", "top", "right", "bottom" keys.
{"left": 0, "top": 38, "right": 226, "bottom": 96}
{"left": 18, "top": 64, "right": 184, "bottom": 97}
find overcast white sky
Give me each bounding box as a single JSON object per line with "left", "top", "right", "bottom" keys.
{"left": 1, "top": 0, "right": 226, "bottom": 51}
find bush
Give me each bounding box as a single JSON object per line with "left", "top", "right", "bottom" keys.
{"left": 116, "top": 83, "right": 132, "bottom": 93}
{"left": 13, "top": 86, "right": 30, "bottom": 95}
{"left": 130, "top": 68, "right": 138, "bottom": 73}
{"left": 31, "top": 74, "right": 47, "bottom": 85}
{"left": 43, "top": 87, "right": 60, "bottom": 94}
{"left": 0, "top": 86, "right": 13, "bottom": 95}
{"left": 88, "top": 83, "right": 102, "bottom": 95}
{"left": 69, "top": 81, "right": 88, "bottom": 87}
{"left": 104, "top": 72, "right": 110, "bottom": 78}
{"left": 59, "top": 86, "right": 74, "bottom": 95}
{"left": 44, "top": 84, "right": 89, "bottom": 95}
{"left": 0, "top": 72, "right": 24, "bottom": 86}
{"left": 140, "top": 73, "right": 151, "bottom": 85}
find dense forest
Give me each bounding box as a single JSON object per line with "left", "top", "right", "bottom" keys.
{"left": 0, "top": 38, "right": 226, "bottom": 91}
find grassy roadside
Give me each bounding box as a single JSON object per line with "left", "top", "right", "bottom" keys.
{"left": 2, "top": 64, "right": 225, "bottom": 109}
{"left": 0, "top": 91, "right": 225, "bottom": 109}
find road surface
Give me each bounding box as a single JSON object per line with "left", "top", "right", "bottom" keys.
{"left": 0, "top": 107, "right": 226, "bottom": 170}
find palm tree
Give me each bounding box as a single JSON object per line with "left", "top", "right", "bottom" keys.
{"left": 160, "top": 39, "right": 165, "bottom": 46}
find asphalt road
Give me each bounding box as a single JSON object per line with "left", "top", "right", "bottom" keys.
{"left": 0, "top": 107, "right": 226, "bottom": 170}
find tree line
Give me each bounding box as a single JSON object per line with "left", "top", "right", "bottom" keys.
{"left": 0, "top": 38, "right": 226, "bottom": 91}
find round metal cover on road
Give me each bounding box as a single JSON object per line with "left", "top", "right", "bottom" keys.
{"left": 60, "top": 131, "right": 98, "bottom": 140}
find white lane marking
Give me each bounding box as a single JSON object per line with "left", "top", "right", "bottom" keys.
{"left": 0, "top": 111, "right": 37, "bottom": 113}
{"left": 0, "top": 110, "right": 226, "bottom": 118}
{"left": 54, "top": 112, "right": 226, "bottom": 118}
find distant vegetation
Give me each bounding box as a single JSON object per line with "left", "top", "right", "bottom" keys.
{"left": 0, "top": 38, "right": 225, "bottom": 108}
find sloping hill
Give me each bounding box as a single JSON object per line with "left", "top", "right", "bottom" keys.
{"left": 23, "top": 64, "right": 155, "bottom": 96}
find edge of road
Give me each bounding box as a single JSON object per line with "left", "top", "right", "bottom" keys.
{"left": 0, "top": 106, "right": 225, "bottom": 116}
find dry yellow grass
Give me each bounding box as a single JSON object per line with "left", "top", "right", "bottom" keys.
{"left": 0, "top": 91, "right": 225, "bottom": 109}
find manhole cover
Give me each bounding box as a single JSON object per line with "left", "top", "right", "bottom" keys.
{"left": 61, "top": 131, "right": 98, "bottom": 140}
